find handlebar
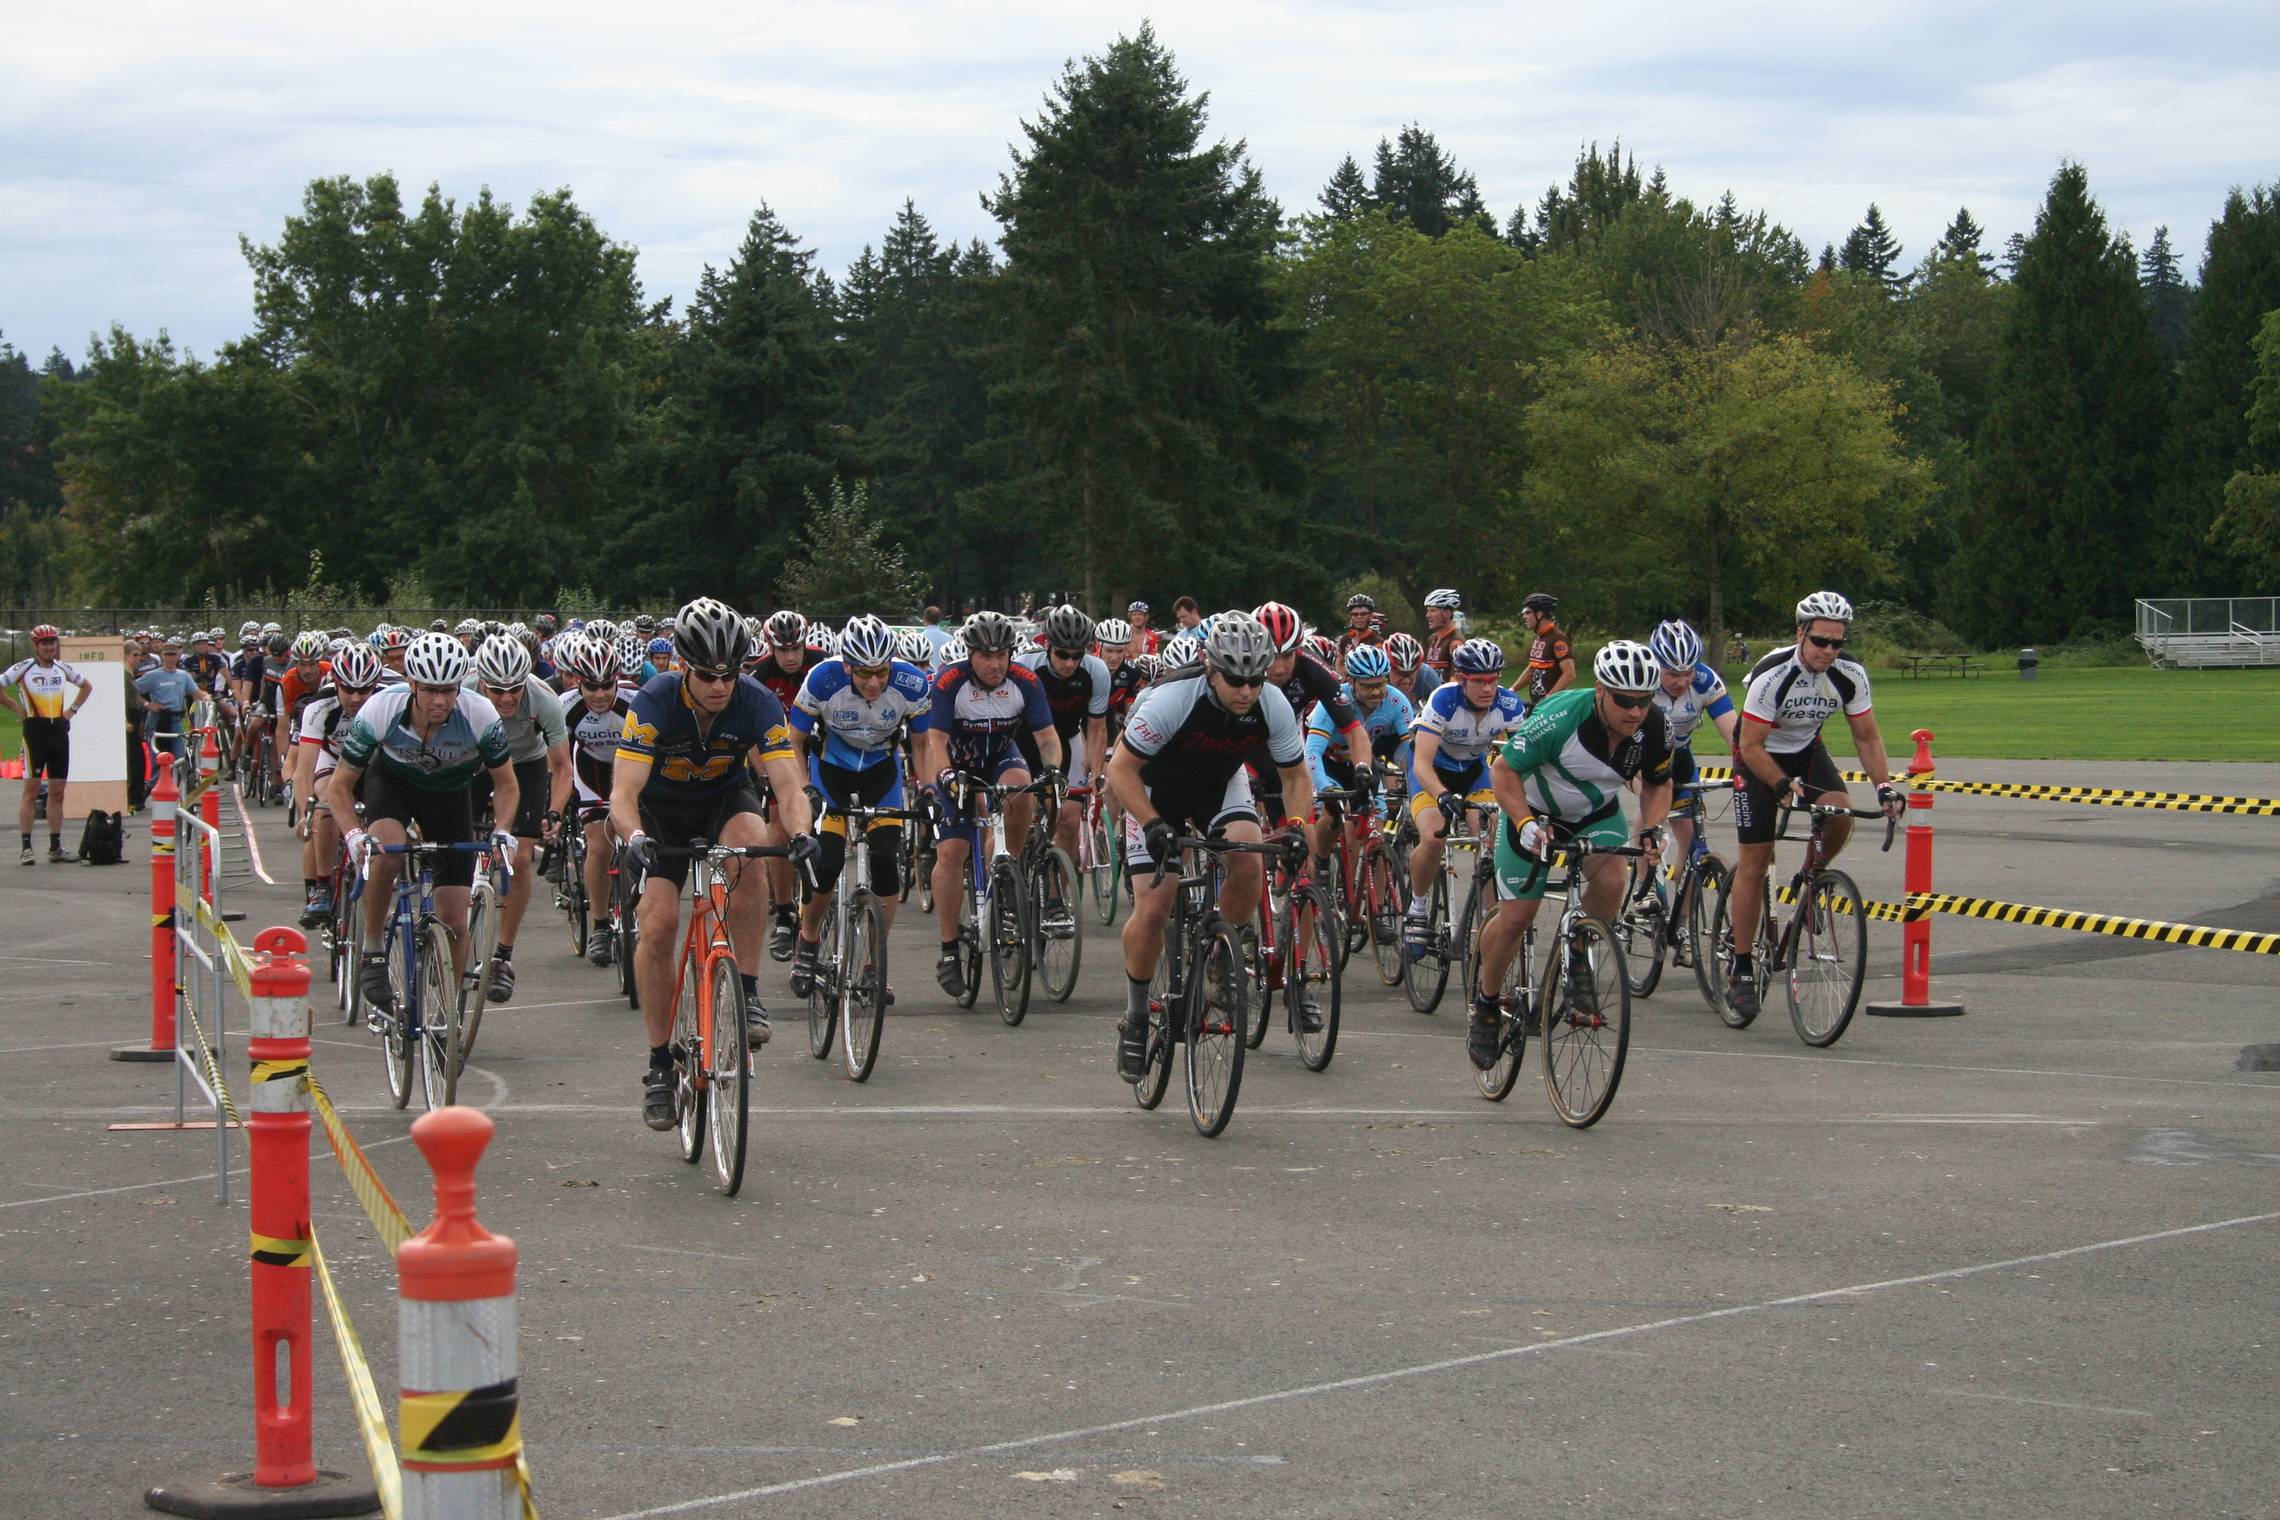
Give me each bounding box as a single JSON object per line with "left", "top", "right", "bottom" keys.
{"left": 1778, "top": 799, "right": 1900, "bottom": 853}
{"left": 1148, "top": 833, "right": 1295, "bottom": 887}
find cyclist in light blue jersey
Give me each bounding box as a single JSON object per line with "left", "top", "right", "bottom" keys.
{"left": 1302, "top": 643, "right": 1414, "bottom": 879}
{"left": 1647, "top": 620, "right": 1739, "bottom": 871}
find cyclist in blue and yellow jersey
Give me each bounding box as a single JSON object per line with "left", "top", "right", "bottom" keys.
{"left": 1403, "top": 636, "right": 1527, "bottom": 956}
{"left": 612, "top": 598, "right": 817, "bottom": 1129}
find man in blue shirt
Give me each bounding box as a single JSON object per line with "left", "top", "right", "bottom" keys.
{"left": 134, "top": 639, "right": 203, "bottom": 765}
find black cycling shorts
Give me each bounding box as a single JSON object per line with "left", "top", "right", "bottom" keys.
{"left": 360, "top": 768, "right": 478, "bottom": 888}
{"left": 638, "top": 783, "right": 766, "bottom": 889}
{"left": 1732, "top": 739, "right": 1847, "bottom": 846}
{"left": 22, "top": 717, "right": 69, "bottom": 780}
{"left": 813, "top": 759, "right": 902, "bottom": 898}
{"left": 472, "top": 756, "right": 550, "bottom": 840}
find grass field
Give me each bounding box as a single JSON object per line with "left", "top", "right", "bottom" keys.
{"left": 4, "top": 666, "right": 2276, "bottom": 765}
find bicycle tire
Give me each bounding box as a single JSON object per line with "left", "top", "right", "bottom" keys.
{"left": 336, "top": 890, "right": 362, "bottom": 1025}
{"left": 1133, "top": 956, "right": 1175, "bottom": 1111}
{"left": 1787, "top": 869, "right": 1868, "bottom": 1048}
{"left": 564, "top": 840, "right": 589, "bottom": 959}
{"left": 1365, "top": 846, "right": 1406, "bottom": 987}
{"left": 989, "top": 858, "right": 1032, "bottom": 1025}
{"left": 1459, "top": 865, "right": 1493, "bottom": 1004}
{"left": 955, "top": 892, "right": 981, "bottom": 1009}
{"left": 1289, "top": 886, "right": 1341, "bottom": 1072}
{"left": 1477, "top": 928, "right": 1534, "bottom": 1102}
{"left": 417, "top": 920, "right": 458, "bottom": 1110}
{"left": 807, "top": 901, "right": 840, "bottom": 1060}
{"left": 1035, "top": 847, "right": 1082, "bottom": 1003}
{"left": 1687, "top": 858, "right": 1728, "bottom": 1013}
{"left": 1184, "top": 925, "right": 1247, "bottom": 1137}
{"left": 1403, "top": 870, "right": 1450, "bottom": 1014}
{"left": 616, "top": 869, "right": 641, "bottom": 1010}
{"left": 707, "top": 953, "right": 749, "bottom": 1195}
{"left": 1542, "top": 917, "right": 1630, "bottom": 1128}
{"left": 1709, "top": 872, "right": 1766, "bottom": 1029}
{"left": 673, "top": 952, "right": 705, "bottom": 1166}
{"left": 382, "top": 920, "right": 414, "bottom": 1110}
{"left": 1236, "top": 920, "right": 1268, "bottom": 1050}
{"left": 1088, "top": 804, "right": 1117, "bottom": 923}
{"left": 841, "top": 893, "right": 886, "bottom": 1082}
{"left": 459, "top": 876, "right": 498, "bottom": 1063}
{"left": 1616, "top": 861, "right": 1668, "bottom": 999}
{"left": 915, "top": 846, "right": 936, "bottom": 915}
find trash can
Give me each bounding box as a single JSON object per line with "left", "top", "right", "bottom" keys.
{"left": 2018, "top": 647, "right": 2038, "bottom": 681}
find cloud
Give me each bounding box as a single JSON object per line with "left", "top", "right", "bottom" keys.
{"left": 4, "top": 1, "right": 2277, "bottom": 359}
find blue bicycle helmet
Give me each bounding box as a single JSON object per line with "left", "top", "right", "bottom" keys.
{"left": 1343, "top": 644, "right": 1392, "bottom": 681}
{"left": 1649, "top": 620, "right": 1702, "bottom": 671}
{"left": 1450, "top": 637, "right": 1505, "bottom": 675}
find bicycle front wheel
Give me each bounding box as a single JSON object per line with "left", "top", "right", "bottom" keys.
{"left": 1088, "top": 805, "right": 1117, "bottom": 923}
{"left": 1365, "top": 846, "right": 1406, "bottom": 987}
{"left": 382, "top": 926, "right": 414, "bottom": 1110}
{"left": 1403, "top": 870, "right": 1450, "bottom": 1014}
{"left": 1185, "top": 926, "right": 1248, "bottom": 1137}
{"left": 1615, "top": 863, "right": 1668, "bottom": 999}
{"left": 1133, "top": 952, "right": 1175, "bottom": 1111}
{"left": 807, "top": 902, "right": 840, "bottom": 1060}
{"left": 564, "top": 849, "right": 589, "bottom": 959}
{"left": 1787, "top": 869, "right": 1867, "bottom": 1048}
{"left": 1034, "top": 847, "right": 1082, "bottom": 1002}
{"left": 673, "top": 953, "right": 705, "bottom": 1166}
{"left": 459, "top": 877, "right": 498, "bottom": 1064}
{"left": 1542, "top": 918, "right": 1630, "bottom": 1129}
{"left": 1688, "top": 859, "right": 1729, "bottom": 1013}
{"left": 337, "top": 892, "right": 364, "bottom": 1026}
{"left": 1478, "top": 929, "right": 1534, "bottom": 1102}
{"left": 840, "top": 894, "right": 886, "bottom": 1082}
{"left": 989, "top": 859, "right": 1032, "bottom": 1025}
{"left": 417, "top": 921, "right": 458, "bottom": 1110}
{"left": 707, "top": 954, "right": 749, "bottom": 1195}
{"left": 1288, "top": 886, "right": 1341, "bottom": 1072}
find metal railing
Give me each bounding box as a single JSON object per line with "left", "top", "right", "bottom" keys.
{"left": 2134, "top": 597, "right": 2280, "bottom": 667}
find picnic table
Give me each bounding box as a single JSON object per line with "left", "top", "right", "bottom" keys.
{"left": 1899, "top": 653, "right": 1983, "bottom": 678}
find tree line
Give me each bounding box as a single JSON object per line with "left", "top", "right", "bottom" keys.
{"left": 3, "top": 24, "right": 2277, "bottom": 649}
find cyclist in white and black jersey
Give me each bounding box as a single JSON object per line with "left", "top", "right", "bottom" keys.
{"left": 1015, "top": 604, "right": 1111, "bottom": 914}
{"left": 292, "top": 642, "right": 385, "bottom": 925}
{"left": 464, "top": 635, "right": 572, "bottom": 1003}
{"left": 1724, "top": 591, "right": 1905, "bottom": 1021}
{"left": 1105, "top": 613, "right": 1313, "bottom": 1083}
{"left": 556, "top": 633, "right": 637, "bottom": 965}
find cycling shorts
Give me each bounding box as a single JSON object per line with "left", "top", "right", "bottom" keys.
{"left": 1732, "top": 739, "right": 1847, "bottom": 847}
{"left": 1123, "top": 770, "right": 1258, "bottom": 878}
{"left": 360, "top": 768, "right": 478, "bottom": 889}
{"left": 23, "top": 716, "right": 70, "bottom": 780}
{"left": 637, "top": 781, "right": 766, "bottom": 890}
{"left": 472, "top": 756, "right": 550, "bottom": 841}
{"left": 1492, "top": 810, "right": 1628, "bottom": 903}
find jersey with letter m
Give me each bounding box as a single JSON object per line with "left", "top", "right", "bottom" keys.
{"left": 618, "top": 673, "right": 793, "bottom": 800}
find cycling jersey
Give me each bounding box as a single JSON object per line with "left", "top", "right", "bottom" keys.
{"left": 792, "top": 657, "right": 935, "bottom": 771}
{"left": 1522, "top": 621, "right": 1572, "bottom": 702}
{"left": 617, "top": 672, "right": 794, "bottom": 802}
{"left": 1281, "top": 650, "right": 1361, "bottom": 740}
{"left": 463, "top": 671, "right": 567, "bottom": 764}
{"left": 296, "top": 693, "right": 354, "bottom": 776}
{"left": 1304, "top": 684, "right": 1414, "bottom": 793}
{"left": 754, "top": 650, "right": 822, "bottom": 711}
{"left": 1407, "top": 664, "right": 1441, "bottom": 703}
{"left": 278, "top": 663, "right": 329, "bottom": 721}
{"left": 1013, "top": 648, "right": 1111, "bottom": 741}
{"left": 1412, "top": 680, "right": 1527, "bottom": 774}
{"left": 927, "top": 659, "right": 1053, "bottom": 772}
{"left": 2, "top": 657, "right": 88, "bottom": 719}
{"left": 259, "top": 657, "right": 290, "bottom": 715}
{"left": 559, "top": 685, "right": 635, "bottom": 801}
{"left": 1105, "top": 662, "right": 1144, "bottom": 728}
{"left": 1422, "top": 627, "right": 1460, "bottom": 677}
{"left": 1120, "top": 668, "right": 1303, "bottom": 794}
{"left": 1654, "top": 661, "right": 1735, "bottom": 748}
{"left": 1497, "top": 686, "right": 1672, "bottom": 827}
{"left": 1740, "top": 646, "right": 1872, "bottom": 755}
{"left": 339, "top": 684, "right": 510, "bottom": 792}
{"left": 229, "top": 650, "right": 266, "bottom": 694}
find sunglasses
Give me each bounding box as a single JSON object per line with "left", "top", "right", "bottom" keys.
{"left": 580, "top": 680, "right": 617, "bottom": 692}
{"left": 1049, "top": 648, "right": 1085, "bottom": 661}
{"left": 338, "top": 684, "right": 379, "bottom": 697}
{"left": 686, "top": 667, "right": 738, "bottom": 686}
{"left": 851, "top": 664, "right": 891, "bottom": 679}
{"left": 1605, "top": 690, "right": 1654, "bottom": 710}
{"left": 1219, "top": 673, "right": 1266, "bottom": 689}
{"left": 483, "top": 683, "right": 523, "bottom": 697}
{"left": 1805, "top": 634, "right": 1846, "bottom": 650}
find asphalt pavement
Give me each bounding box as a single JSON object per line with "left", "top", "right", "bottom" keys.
{"left": 2, "top": 758, "right": 2276, "bottom": 1519}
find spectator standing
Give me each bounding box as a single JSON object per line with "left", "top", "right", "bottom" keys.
{"left": 922, "top": 604, "right": 955, "bottom": 661}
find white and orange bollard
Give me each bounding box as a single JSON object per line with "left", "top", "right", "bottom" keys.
{"left": 400, "top": 1108, "right": 523, "bottom": 1520}
{"left": 200, "top": 722, "right": 223, "bottom": 902}
{"left": 115, "top": 753, "right": 179, "bottom": 1063}
{"left": 1867, "top": 729, "right": 1965, "bottom": 1018}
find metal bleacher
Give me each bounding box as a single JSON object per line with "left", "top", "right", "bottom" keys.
{"left": 2135, "top": 597, "right": 2280, "bottom": 667}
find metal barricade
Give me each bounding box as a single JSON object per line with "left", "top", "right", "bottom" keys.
{"left": 171, "top": 793, "right": 239, "bottom": 1201}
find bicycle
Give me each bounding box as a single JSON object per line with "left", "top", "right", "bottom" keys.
{"left": 941, "top": 772, "right": 1054, "bottom": 1025}
{"left": 1022, "top": 780, "right": 1083, "bottom": 1004}
{"left": 1318, "top": 780, "right": 1406, "bottom": 988}
{"left": 803, "top": 802, "right": 921, "bottom": 1082}
{"left": 643, "top": 839, "right": 789, "bottom": 1197}
{"left": 353, "top": 838, "right": 500, "bottom": 1111}
{"left": 1130, "top": 835, "right": 1282, "bottom": 1137}
{"left": 320, "top": 802, "right": 364, "bottom": 1026}
{"left": 456, "top": 835, "right": 507, "bottom": 1062}
{"left": 1472, "top": 836, "right": 1646, "bottom": 1128}
{"left": 555, "top": 807, "right": 593, "bottom": 960}
{"left": 610, "top": 830, "right": 643, "bottom": 1008}
{"left": 1710, "top": 800, "right": 1896, "bottom": 1047}
{"left": 1070, "top": 783, "right": 1125, "bottom": 927}
{"left": 1242, "top": 840, "right": 1342, "bottom": 1071}
{"left": 1403, "top": 798, "right": 1497, "bottom": 1015}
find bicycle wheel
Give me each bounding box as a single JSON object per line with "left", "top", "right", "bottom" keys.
{"left": 955, "top": 891, "right": 981, "bottom": 1009}
{"left": 459, "top": 876, "right": 498, "bottom": 1064}
{"left": 1709, "top": 873, "right": 1766, "bottom": 1029}
{"left": 1615, "top": 862, "right": 1668, "bottom": 999}
{"left": 616, "top": 869, "right": 641, "bottom": 1009}
{"left": 1133, "top": 952, "right": 1175, "bottom": 1111}
{"left": 915, "top": 843, "right": 936, "bottom": 915}
{"left": 382, "top": 923, "right": 414, "bottom": 1110}
{"left": 1034, "top": 847, "right": 1082, "bottom": 1003}
{"left": 673, "top": 953, "right": 705, "bottom": 1166}
{"left": 841, "top": 893, "right": 886, "bottom": 1082}
{"left": 707, "top": 953, "right": 750, "bottom": 1195}
{"left": 1478, "top": 929, "right": 1534, "bottom": 1102}
{"left": 807, "top": 901, "right": 840, "bottom": 1060}
{"left": 336, "top": 891, "right": 362, "bottom": 1025}
{"left": 1184, "top": 925, "right": 1248, "bottom": 1137}
{"left": 417, "top": 921, "right": 458, "bottom": 1110}
{"left": 1087, "top": 804, "right": 1117, "bottom": 922}
{"left": 1402, "top": 870, "right": 1450, "bottom": 1014}
{"left": 1687, "top": 859, "right": 1728, "bottom": 1012}
{"left": 1288, "top": 886, "right": 1341, "bottom": 1072}
{"left": 1458, "top": 867, "right": 1493, "bottom": 1003}
{"left": 564, "top": 842, "right": 589, "bottom": 959}
{"left": 988, "top": 858, "right": 1032, "bottom": 1025}
{"left": 1787, "top": 869, "right": 1867, "bottom": 1048}
{"left": 1365, "top": 847, "right": 1406, "bottom": 987}
{"left": 1542, "top": 918, "right": 1630, "bottom": 1128}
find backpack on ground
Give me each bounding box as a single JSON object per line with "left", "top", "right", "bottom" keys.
{"left": 78, "top": 809, "right": 126, "bottom": 866}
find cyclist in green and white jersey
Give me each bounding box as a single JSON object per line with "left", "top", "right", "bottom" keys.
{"left": 1468, "top": 641, "right": 1674, "bottom": 1069}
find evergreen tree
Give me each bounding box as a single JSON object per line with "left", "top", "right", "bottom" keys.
{"left": 1933, "top": 207, "right": 1986, "bottom": 264}
{"left": 1319, "top": 154, "right": 1371, "bottom": 221}
{"left": 1817, "top": 242, "right": 1836, "bottom": 276}
{"left": 1503, "top": 202, "right": 1540, "bottom": 256}
{"left": 2210, "top": 309, "right": 2280, "bottom": 582}
{"left": 1365, "top": 124, "right": 1494, "bottom": 238}
{"left": 972, "top": 25, "right": 1299, "bottom": 612}
{"left": 1533, "top": 141, "right": 1644, "bottom": 254}
{"left": 2000, "top": 232, "right": 2027, "bottom": 279}
{"left": 776, "top": 478, "right": 930, "bottom": 618}
{"left": 1838, "top": 203, "right": 1905, "bottom": 291}
{"left": 1951, "top": 163, "right": 2169, "bottom": 640}
{"left": 2138, "top": 225, "right": 2194, "bottom": 362}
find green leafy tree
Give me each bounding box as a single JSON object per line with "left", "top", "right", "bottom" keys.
{"left": 1838, "top": 203, "right": 1905, "bottom": 292}
{"left": 970, "top": 25, "right": 1299, "bottom": 613}
{"left": 1951, "top": 163, "right": 2169, "bottom": 640}
{"left": 777, "top": 478, "right": 929, "bottom": 619}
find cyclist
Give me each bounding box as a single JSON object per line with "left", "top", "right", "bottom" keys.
{"left": 1469, "top": 640, "right": 1675, "bottom": 1067}
{"left": 1385, "top": 630, "right": 1438, "bottom": 704}
{"left": 273, "top": 632, "right": 331, "bottom": 789}
{"left": 1251, "top": 601, "right": 1367, "bottom": 848}
{"left": 1421, "top": 589, "right": 1464, "bottom": 678}
{"left": 613, "top": 599, "right": 817, "bottom": 1128}
{"left": 1106, "top": 612, "right": 1313, "bottom": 1080}
{"left": 1403, "top": 637, "right": 1527, "bottom": 954}
{"left": 1646, "top": 619, "right": 1739, "bottom": 896}
{"left": 916, "top": 609, "right": 1063, "bottom": 996}
{"left": 786, "top": 614, "right": 936, "bottom": 997}
{"left": 1303, "top": 643, "right": 1414, "bottom": 878}
{"left": 377, "top": 626, "right": 412, "bottom": 683}
{"left": 1517, "top": 592, "right": 1575, "bottom": 703}
{"left": 465, "top": 635, "right": 572, "bottom": 1003}
{"left": 752, "top": 609, "right": 824, "bottom": 957}
{"left": 557, "top": 634, "right": 637, "bottom": 966}
{"left": 293, "top": 641, "right": 384, "bottom": 926}
{"left": 1336, "top": 593, "right": 1380, "bottom": 662}
{"left": 1015, "top": 603, "right": 1110, "bottom": 908}
{"left": 3, "top": 625, "right": 94, "bottom": 864}
{"left": 329, "top": 633, "right": 520, "bottom": 1018}
{"left": 1723, "top": 591, "right": 1905, "bottom": 1021}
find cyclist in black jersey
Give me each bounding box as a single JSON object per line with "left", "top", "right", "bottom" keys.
{"left": 1250, "top": 602, "right": 1371, "bottom": 824}
{"left": 1015, "top": 604, "right": 1110, "bottom": 899}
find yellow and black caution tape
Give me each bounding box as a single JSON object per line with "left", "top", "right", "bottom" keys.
{"left": 1695, "top": 764, "right": 1894, "bottom": 786}
{"left": 402, "top": 1380, "right": 524, "bottom": 1468}
{"left": 175, "top": 881, "right": 256, "bottom": 996}
{"left": 178, "top": 1002, "right": 242, "bottom": 1128}
{"left": 309, "top": 1076, "right": 414, "bottom": 1256}
{"left": 1904, "top": 892, "right": 2280, "bottom": 955}
{"left": 250, "top": 1057, "right": 309, "bottom": 1087}
{"left": 250, "top": 1229, "right": 313, "bottom": 1269}
{"left": 1910, "top": 778, "right": 2280, "bottom": 814}
{"left": 311, "top": 1231, "right": 404, "bottom": 1520}
{"left": 1772, "top": 881, "right": 1911, "bottom": 924}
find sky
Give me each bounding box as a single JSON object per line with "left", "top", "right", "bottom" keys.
{"left": 6, "top": 1, "right": 2278, "bottom": 364}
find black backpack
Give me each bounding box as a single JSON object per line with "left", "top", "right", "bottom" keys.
{"left": 78, "top": 809, "right": 126, "bottom": 866}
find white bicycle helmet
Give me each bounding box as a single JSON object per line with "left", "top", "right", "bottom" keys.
{"left": 1594, "top": 639, "right": 1661, "bottom": 692}
{"left": 1450, "top": 637, "right": 1505, "bottom": 675}
{"left": 675, "top": 597, "right": 749, "bottom": 671}
{"left": 1649, "top": 619, "right": 1702, "bottom": 670}
{"left": 586, "top": 618, "right": 620, "bottom": 646}
{"left": 289, "top": 630, "right": 327, "bottom": 661}
{"left": 564, "top": 634, "right": 615, "bottom": 687}
{"left": 1384, "top": 631, "right": 1423, "bottom": 672}
{"left": 473, "top": 633, "right": 532, "bottom": 688}
{"left": 1424, "top": 588, "right": 1464, "bottom": 611}
{"left": 616, "top": 635, "right": 649, "bottom": 682}
{"left": 404, "top": 631, "right": 470, "bottom": 686}
{"left": 939, "top": 634, "right": 968, "bottom": 666}
{"left": 1795, "top": 590, "right": 1854, "bottom": 626}
{"left": 453, "top": 617, "right": 483, "bottom": 639}
{"left": 330, "top": 642, "right": 382, "bottom": 690}
{"left": 1205, "top": 611, "right": 1277, "bottom": 679}
{"left": 838, "top": 615, "right": 898, "bottom": 669}
{"left": 896, "top": 629, "right": 932, "bottom": 665}
{"left": 1160, "top": 638, "right": 1205, "bottom": 673}
{"left": 1095, "top": 617, "right": 1132, "bottom": 647}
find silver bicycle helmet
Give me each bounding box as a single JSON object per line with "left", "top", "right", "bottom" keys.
{"left": 289, "top": 630, "right": 327, "bottom": 661}
{"left": 1205, "top": 611, "right": 1276, "bottom": 679}
{"left": 961, "top": 610, "right": 1018, "bottom": 653}
{"left": 1424, "top": 588, "right": 1464, "bottom": 611}
{"left": 1042, "top": 604, "right": 1095, "bottom": 651}
{"left": 675, "top": 597, "right": 749, "bottom": 671}
{"left": 473, "top": 633, "right": 532, "bottom": 688}
{"left": 404, "top": 631, "right": 470, "bottom": 686}
{"left": 1795, "top": 590, "right": 1854, "bottom": 626}
{"left": 1594, "top": 639, "right": 1661, "bottom": 692}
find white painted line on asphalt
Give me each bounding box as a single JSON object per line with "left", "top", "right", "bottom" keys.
{"left": 0, "top": 955, "right": 119, "bottom": 966}
{"left": 0, "top": 1038, "right": 144, "bottom": 1055}
{"left": 1931, "top": 1388, "right": 2155, "bottom": 1418}
{"left": 0, "top": 1131, "right": 416, "bottom": 1210}
{"left": 594, "top": 1207, "right": 2280, "bottom": 1520}
{"left": 228, "top": 780, "right": 277, "bottom": 883}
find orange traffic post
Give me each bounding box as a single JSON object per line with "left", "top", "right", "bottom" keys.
{"left": 400, "top": 1108, "right": 524, "bottom": 1520}
{"left": 115, "top": 753, "right": 179, "bottom": 1062}
{"left": 145, "top": 930, "right": 379, "bottom": 1516}
{"left": 1867, "top": 729, "right": 1965, "bottom": 1018}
